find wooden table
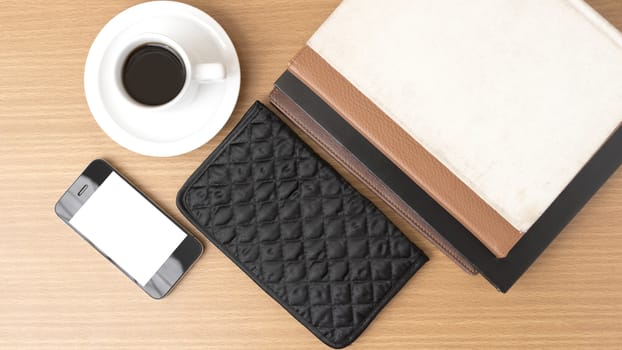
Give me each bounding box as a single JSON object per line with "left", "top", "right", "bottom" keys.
{"left": 1, "top": 1, "right": 621, "bottom": 349}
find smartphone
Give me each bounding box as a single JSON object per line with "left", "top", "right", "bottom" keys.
{"left": 55, "top": 159, "right": 203, "bottom": 299}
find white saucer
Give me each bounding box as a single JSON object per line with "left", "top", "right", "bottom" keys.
{"left": 84, "top": 1, "right": 240, "bottom": 157}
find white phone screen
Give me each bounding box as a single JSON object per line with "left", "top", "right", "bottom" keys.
{"left": 69, "top": 172, "right": 186, "bottom": 286}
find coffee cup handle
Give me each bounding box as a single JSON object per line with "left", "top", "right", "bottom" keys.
{"left": 193, "top": 63, "right": 226, "bottom": 82}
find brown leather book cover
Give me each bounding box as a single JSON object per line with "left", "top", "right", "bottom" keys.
{"left": 270, "top": 87, "right": 477, "bottom": 274}
{"left": 286, "top": 46, "right": 522, "bottom": 258}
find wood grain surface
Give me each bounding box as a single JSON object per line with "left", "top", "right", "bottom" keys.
{"left": 1, "top": 1, "right": 621, "bottom": 349}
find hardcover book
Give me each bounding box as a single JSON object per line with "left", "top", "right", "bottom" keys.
{"left": 271, "top": 0, "right": 622, "bottom": 291}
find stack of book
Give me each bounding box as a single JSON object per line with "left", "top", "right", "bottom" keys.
{"left": 271, "top": 0, "right": 622, "bottom": 291}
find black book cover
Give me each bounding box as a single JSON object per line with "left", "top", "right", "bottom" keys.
{"left": 273, "top": 71, "right": 622, "bottom": 292}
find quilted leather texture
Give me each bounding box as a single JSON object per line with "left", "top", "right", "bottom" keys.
{"left": 177, "top": 102, "right": 428, "bottom": 348}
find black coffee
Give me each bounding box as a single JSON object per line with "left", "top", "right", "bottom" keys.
{"left": 122, "top": 44, "right": 186, "bottom": 106}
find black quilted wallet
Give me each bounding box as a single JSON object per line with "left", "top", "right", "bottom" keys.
{"left": 177, "top": 102, "right": 428, "bottom": 348}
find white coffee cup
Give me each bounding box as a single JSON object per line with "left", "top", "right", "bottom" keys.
{"left": 114, "top": 33, "right": 225, "bottom": 110}
{"left": 84, "top": 1, "right": 241, "bottom": 157}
